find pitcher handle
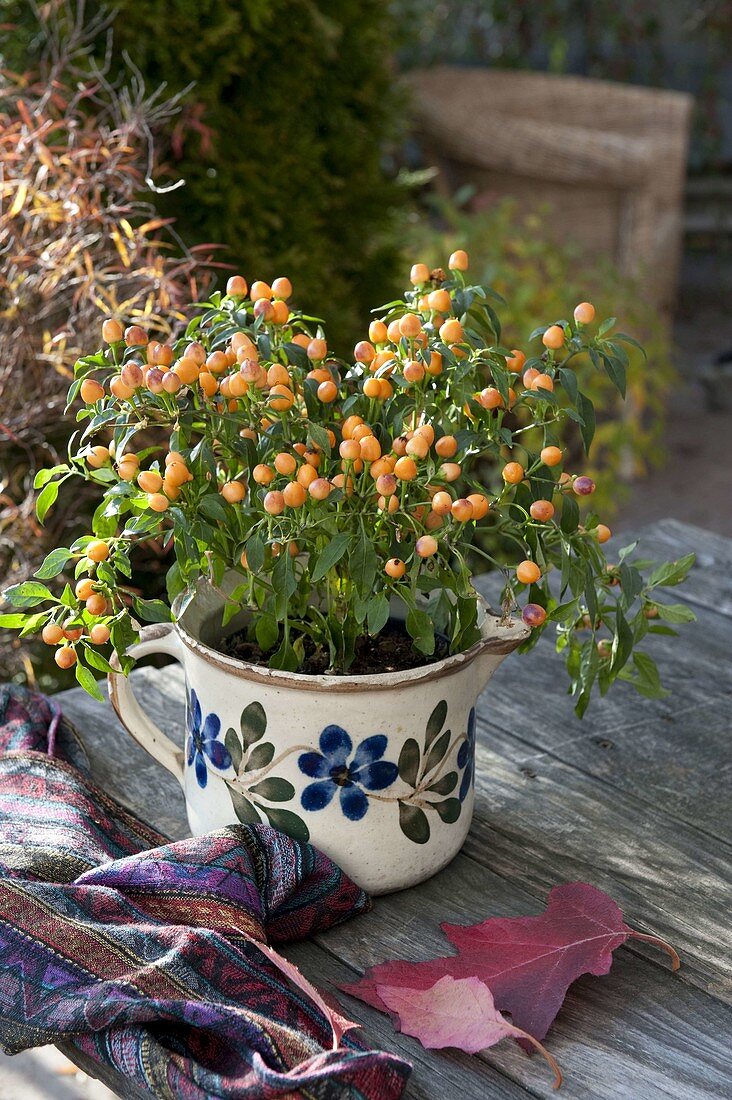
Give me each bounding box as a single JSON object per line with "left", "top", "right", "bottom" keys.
{"left": 108, "top": 623, "right": 186, "bottom": 787}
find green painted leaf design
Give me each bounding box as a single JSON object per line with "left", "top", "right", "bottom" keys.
{"left": 260, "top": 806, "right": 310, "bottom": 842}
{"left": 225, "top": 727, "right": 243, "bottom": 774}
{"left": 226, "top": 782, "right": 262, "bottom": 824}
{"left": 434, "top": 798, "right": 462, "bottom": 824}
{"left": 240, "top": 701, "right": 266, "bottom": 747}
{"left": 244, "top": 741, "right": 275, "bottom": 771}
{"left": 427, "top": 770, "right": 458, "bottom": 796}
{"left": 424, "top": 729, "right": 451, "bottom": 776}
{"left": 248, "top": 777, "right": 295, "bottom": 802}
{"left": 397, "top": 738, "right": 421, "bottom": 787}
{"left": 399, "top": 802, "right": 430, "bottom": 844}
{"left": 425, "top": 700, "right": 447, "bottom": 750}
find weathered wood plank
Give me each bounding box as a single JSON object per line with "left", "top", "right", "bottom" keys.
{"left": 50, "top": 520, "right": 732, "bottom": 1099}
{"left": 635, "top": 519, "right": 732, "bottom": 617}
{"left": 470, "top": 592, "right": 732, "bottom": 840}
{"left": 56, "top": 1044, "right": 149, "bottom": 1100}
{"left": 286, "top": 942, "right": 534, "bottom": 1099}
{"left": 59, "top": 671, "right": 188, "bottom": 840}
{"left": 57, "top": 674, "right": 529, "bottom": 1100}
{"left": 59, "top": 649, "right": 732, "bottom": 998}
{"left": 309, "top": 853, "right": 732, "bottom": 1099}
{"left": 467, "top": 722, "right": 732, "bottom": 1000}
{"left": 473, "top": 580, "right": 732, "bottom": 740}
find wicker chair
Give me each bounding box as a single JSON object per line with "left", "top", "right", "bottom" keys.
{"left": 407, "top": 67, "right": 693, "bottom": 316}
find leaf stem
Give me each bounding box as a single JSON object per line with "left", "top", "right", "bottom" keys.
{"left": 502, "top": 1028, "right": 563, "bottom": 1090}
{"left": 628, "top": 930, "right": 681, "bottom": 971}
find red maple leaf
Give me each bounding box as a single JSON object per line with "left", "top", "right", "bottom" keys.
{"left": 378, "top": 975, "right": 563, "bottom": 1088}
{"left": 342, "top": 883, "right": 679, "bottom": 1048}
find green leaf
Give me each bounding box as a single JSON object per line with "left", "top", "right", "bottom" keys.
{"left": 36, "top": 481, "right": 60, "bottom": 524}
{"left": 428, "top": 771, "right": 458, "bottom": 796}
{"left": 75, "top": 662, "right": 105, "bottom": 701}
{"left": 199, "top": 494, "right": 229, "bottom": 523}
{"left": 4, "top": 581, "right": 54, "bottom": 607}
{"left": 557, "top": 367, "right": 578, "bottom": 404}
{"left": 132, "top": 598, "right": 173, "bottom": 624}
{"left": 490, "top": 357, "right": 510, "bottom": 405}
{"left": 367, "top": 592, "right": 390, "bottom": 636}
{"left": 34, "top": 464, "right": 69, "bottom": 489}
{"left": 406, "top": 607, "right": 435, "bottom": 656}
{"left": 83, "top": 647, "right": 115, "bottom": 675}
{"left": 397, "top": 738, "right": 421, "bottom": 786}
{"left": 577, "top": 392, "right": 596, "bottom": 453}
{"left": 244, "top": 741, "right": 275, "bottom": 771}
{"left": 59, "top": 583, "right": 76, "bottom": 609}
{"left": 260, "top": 806, "right": 310, "bottom": 841}
{"left": 351, "top": 529, "right": 377, "bottom": 598}
{"left": 398, "top": 802, "right": 430, "bottom": 844}
{"left": 248, "top": 777, "right": 295, "bottom": 802}
{"left": 269, "top": 636, "right": 299, "bottom": 671}
{"left": 560, "top": 495, "right": 579, "bottom": 534}
{"left": 255, "top": 615, "right": 279, "bottom": 652}
{"left": 425, "top": 699, "right": 447, "bottom": 749}
{"left": 310, "top": 533, "right": 351, "bottom": 583}
{"left": 240, "top": 701, "right": 267, "bottom": 747}
{"left": 611, "top": 607, "right": 634, "bottom": 673}
{"left": 619, "top": 563, "right": 644, "bottom": 603}
{"left": 306, "top": 421, "right": 332, "bottom": 456}
{"left": 0, "top": 613, "right": 34, "bottom": 628}
{"left": 226, "top": 782, "right": 262, "bottom": 824}
{"left": 650, "top": 602, "right": 697, "bottom": 624}
{"left": 619, "top": 652, "right": 669, "bottom": 699}
{"left": 614, "top": 332, "right": 647, "bottom": 359}
{"left": 246, "top": 533, "right": 265, "bottom": 574}
{"left": 434, "top": 797, "right": 462, "bottom": 823}
{"left": 602, "top": 354, "right": 626, "bottom": 398}
{"left": 225, "top": 727, "right": 243, "bottom": 773}
{"left": 272, "top": 552, "right": 297, "bottom": 618}
{"left": 598, "top": 316, "right": 616, "bottom": 336}
{"left": 647, "top": 554, "right": 695, "bottom": 588}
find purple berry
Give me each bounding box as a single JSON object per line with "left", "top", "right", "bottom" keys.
{"left": 573, "top": 476, "right": 596, "bottom": 496}
{"left": 522, "top": 603, "right": 547, "bottom": 628}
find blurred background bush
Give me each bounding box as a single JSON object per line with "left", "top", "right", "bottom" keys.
{"left": 1, "top": 0, "right": 730, "bottom": 690}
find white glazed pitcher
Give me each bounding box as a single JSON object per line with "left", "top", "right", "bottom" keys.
{"left": 109, "top": 579, "right": 528, "bottom": 894}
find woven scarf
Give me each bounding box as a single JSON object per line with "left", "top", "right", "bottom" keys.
{"left": 0, "top": 685, "right": 410, "bottom": 1098}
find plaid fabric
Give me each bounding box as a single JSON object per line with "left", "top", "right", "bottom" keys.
{"left": 0, "top": 685, "right": 410, "bottom": 1099}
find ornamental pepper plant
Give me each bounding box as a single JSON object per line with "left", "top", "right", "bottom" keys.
{"left": 1, "top": 255, "right": 695, "bottom": 714}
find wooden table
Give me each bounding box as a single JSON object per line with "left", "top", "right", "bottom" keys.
{"left": 55, "top": 519, "right": 732, "bottom": 1099}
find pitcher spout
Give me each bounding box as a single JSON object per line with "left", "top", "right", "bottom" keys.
{"left": 469, "top": 604, "right": 531, "bottom": 692}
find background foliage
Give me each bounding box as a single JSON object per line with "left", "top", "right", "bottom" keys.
{"left": 391, "top": 0, "right": 732, "bottom": 172}
{"left": 92, "top": 0, "right": 407, "bottom": 352}
{"left": 0, "top": 1, "right": 678, "bottom": 691}
{"left": 0, "top": 5, "right": 211, "bottom": 687}
{"left": 402, "top": 193, "right": 674, "bottom": 515}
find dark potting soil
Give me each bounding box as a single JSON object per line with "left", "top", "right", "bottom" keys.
{"left": 220, "top": 618, "right": 449, "bottom": 675}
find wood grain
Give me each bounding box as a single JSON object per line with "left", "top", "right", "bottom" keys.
{"left": 310, "top": 853, "right": 732, "bottom": 1099}
{"left": 471, "top": 600, "right": 732, "bottom": 840}
{"left": 49, "top": 520, "right": 732, "bottom": 1099}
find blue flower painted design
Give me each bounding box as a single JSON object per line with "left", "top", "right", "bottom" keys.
{"left": 457, "top": 707, "right": 476, "bottom": 802}
{"left": 186, "top": 689, "right": 231, "bottom": 789}
{"left": 298, "top": 725, "right": 399, "bottom": 821}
